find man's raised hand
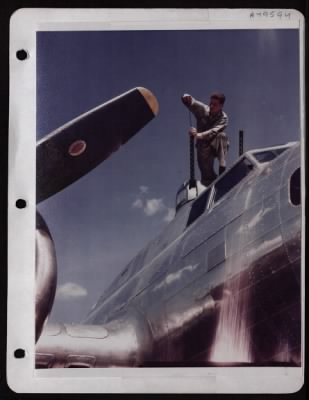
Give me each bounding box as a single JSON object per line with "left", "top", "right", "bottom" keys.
{"left": 182, "top": 94, "right": 192, "bottom": 106}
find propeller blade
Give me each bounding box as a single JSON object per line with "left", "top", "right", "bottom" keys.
{"left": 36, "top": 87, "right": 159, "bottom": 203}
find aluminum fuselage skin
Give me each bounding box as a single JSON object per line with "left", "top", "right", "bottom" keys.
{"left": 36, "top": 143, "right": 301, "bottom": 367}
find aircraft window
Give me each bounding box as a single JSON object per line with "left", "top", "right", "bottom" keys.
{"left": 213, "top": 158, "right": 254, "bottom": 204}
{"left": 186, "top": 189, "right": 210, "bottom": 227}
{"left": 176, "top": 181, "right": 198, "bottom": 212}
{"left": 290, "top": 168, "right": 300, "bottom": 206}
{"left": 253, "top": 148, "right": 287, "bottom": 163}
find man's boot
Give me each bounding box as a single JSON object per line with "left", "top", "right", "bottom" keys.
{"left": 219, "top": 166, "right": 226, "bottom": 175}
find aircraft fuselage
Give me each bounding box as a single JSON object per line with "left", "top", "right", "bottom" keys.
{"left": 85, "top": 143, "right": 301, "bottom": 365}
{"left": 36, "top": 143, "right": 301, "bottom": 367}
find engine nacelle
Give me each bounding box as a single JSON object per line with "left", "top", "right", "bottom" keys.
{"left": 35, "top": 212, "right": 57, "bottom": 342}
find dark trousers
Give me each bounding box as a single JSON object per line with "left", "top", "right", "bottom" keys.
{"left": 197, "top": 145, "right": 217, "bottom": 186}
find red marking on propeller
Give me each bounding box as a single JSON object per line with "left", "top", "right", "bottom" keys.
{"left": 68, "top": 140, "right": 87, "bottom": 157}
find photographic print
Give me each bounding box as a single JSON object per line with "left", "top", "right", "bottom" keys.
{"left": 8, "top": 9, "right": 304, "bottom": 393}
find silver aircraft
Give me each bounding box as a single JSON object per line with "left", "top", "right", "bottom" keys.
{"left": 35, "top": 88, "right": 302, "bottom": 368}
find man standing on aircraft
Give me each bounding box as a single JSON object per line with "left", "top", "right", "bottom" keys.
{"left": 182, "top": 92, "right": 229, "bottom": 186}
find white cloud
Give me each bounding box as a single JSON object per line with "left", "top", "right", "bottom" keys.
{"left": 163, "top": 207, "right": 175, "bottom": 223}
{"left": 153, "top": 264, "right": 199, "bottom": 291}
{"left": 56, "top": 282, "right": 88, "bottom": 300}
{"left": 132, "top": 187, "right": 175, "bottom": 222}
{"left": 132, "top": 186, "right": 149, "bottom": 209}
{"left": 139, "top": 185, "right": 149, "bottom": 194}
{"left": 144, "top": 198, "right": 165, "bottom": 216}
{"left": 165, "top": 264, "right": 199, "bottom": 285}
{"left": 132, "top": 198, "right": 143, "bottom": 209}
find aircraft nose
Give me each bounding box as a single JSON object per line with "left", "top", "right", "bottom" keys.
{"left": 36, "top": 212, "right": 57, "bottom": 342}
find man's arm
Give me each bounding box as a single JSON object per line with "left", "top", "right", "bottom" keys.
{"left": 182, "top": 94, "right": 208, "bottom": 119}
{"left": 196, "top": 112, "right": 228, "bottom": 141}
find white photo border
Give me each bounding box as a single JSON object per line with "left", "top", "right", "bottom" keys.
{"left": 7, "top": 8, "right": 305, "bottom": 393}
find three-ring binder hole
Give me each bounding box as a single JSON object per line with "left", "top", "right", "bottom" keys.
{"left": 14, "top": 349, "right": 25, "bottom": 359}
{"left": 16, "top": 199, "right": 27, "bottom": 209}
{"left": 16, "top": 49, "right": 28, "bottom": 60}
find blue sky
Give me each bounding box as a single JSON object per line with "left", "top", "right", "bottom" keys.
{"left": 36, "top": 29, "right": 300, "bottom": 323}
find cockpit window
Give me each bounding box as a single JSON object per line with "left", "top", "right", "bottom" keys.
{"left": 176, "top": 186, "right": 188, "bottom": 211}
{"left": 176, "top": 182, "right": 198, "bottom": 212}
{"left": 213, "top": 158, "right": 254, "bottom": 204}
{"left": 252, "top": 148, "right": 288, "bottom": 163}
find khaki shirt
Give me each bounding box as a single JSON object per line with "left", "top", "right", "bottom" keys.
{"left": 187, "top": 97, "right": 228, "bottom": 143}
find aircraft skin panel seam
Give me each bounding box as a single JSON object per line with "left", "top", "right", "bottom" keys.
{"left": 182, "top": 206, "right": 249, "bottom": 258}
{"left": 181, "top": 195, "right": 277, "bottom": 259}
{"left": 163, "top": 267, "right": 217, "bottom": 304}
{"left": 207, "top": 242, "right": 226, "bottom": 272}
{"left": 89, "top": 269, "right": 168, "bottom": 320}
{"left": 207, "top": 194, "right": 260, "bottom": 230}
{"left": 35, "top": 136, "right": 301, "bottom": 366}
{"left": 245, "top": 221, "right": 282, "bottom": 243}
{"left": 209, "top": 170, "right": 256, "bottom": 210}
{"left": 279, "top": 222, "right": 301, "bottom": 264}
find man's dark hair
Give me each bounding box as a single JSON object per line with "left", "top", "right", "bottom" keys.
{"left": 210, "top": 92, "right": 226, "bottom": 105}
